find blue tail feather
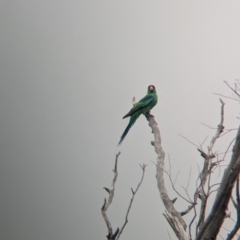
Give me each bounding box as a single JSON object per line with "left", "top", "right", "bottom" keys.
{"left": 118, "top": 118, "right": 137, "bottom": 145}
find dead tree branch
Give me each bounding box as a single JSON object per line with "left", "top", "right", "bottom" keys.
{"left": 214, "top": 80, "right": 240, "bottom": 102}
{"left": 101, "top": 153, "right": 147, "bottom": 240}
{"left": 196, "top": 125, "right": 240, "bottom": 240}
{"left": 116, "top": 164, "right": 147, "bottom": 240}
{"left": 224, "top": 80, "right": 240, "bottom": 98}
{"left": 194, "top": 99, "right": 225, "bottom": 233}
{"left": 226, "top": 175, "right": 240, "bottom": 240}
{"left": 146, "top": 114, "right": 190, "bottom": 240}
{"left": 101, "top": 152, "right": 121, "bottom": 240}
{"left": 213, "top": 93, "right": 240, "bottom": 102}
{"left": 165, "top": 169, "right": 192, "bottom": 204}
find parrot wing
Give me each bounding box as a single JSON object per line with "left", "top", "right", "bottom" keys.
{"left": 122, "top": 95, "right": 153, "bottom": 119}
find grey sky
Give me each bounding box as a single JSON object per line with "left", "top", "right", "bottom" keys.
{"left": 0, "top": 1, "right": 240, "bottom": 239}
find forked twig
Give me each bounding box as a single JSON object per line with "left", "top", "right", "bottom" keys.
{"left": 101, "top": 152, "right": 121, "bottom": 239}
{"left": 165, "top": 170, "right": 192, "bottom": 204}
{"left": 116, "top": 164, "right": 147, "bottom": 240}
{"left": 191, "top": 99, "right": 225, "bottom": 233}
{"left": 213, "top": 93, "right": 240, "bottom": 101}
{"left": 224, "top": 80, "right": 240, "bottom": 98}
{"left": 101, "top": 153, "right": 147, "bottom": 240}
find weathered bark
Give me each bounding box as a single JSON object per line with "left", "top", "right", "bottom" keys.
{"left": 195, "top": 99, "right": 225, "bottom": 233}
{"left": 196, "top": 125, "right": 240, "bottom": 240}
{"left": 147, "top": 101, "right": 240, "bottom": 240}
{"left": 147, "top": 115, "right": 190, "bottom": 240}
{"left": 101, "top": 153, "right": 120, "bottom": 240}
{"left": 226, "top": 177, "right": 240, "bottom": 240}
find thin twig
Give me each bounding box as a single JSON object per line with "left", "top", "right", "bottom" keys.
{"left": 200, "top": 136, "right": 208, "bottom": 150}
{"left": 166, "top": 158, "right": 192, "bottom": 203}
{"left": 186, "top": 167, "right": 192, "bottom": 193}
{"left": 221, "top": 138, "right": 236, "bottom": 163}
{"left": 189, "top": 204, "right": 197, "bottom": 240}
{"left": 194, "top": 99, "right": 225, "bottom": 233}
{"left": 213, "top": 93, "right": 240, "bottom": 101}
{"left": 219, "top": 128, "right": 238, "bottom": 138}
{"left": 178, "top": 134, "right": 199, "bottom": 148}
{"left": 116, "top": 164, "right": 147, "bottom": 240}
{"left": 201, "top": 123, "right": 217, "bottom": 129}
{"left": 224, "top": 80, "right": 240, "bottom": 97}
{"left": 165, "top": 170, "right": 192, "bottom": 204}
{"left": 207, "top": 99, "right": 225, "bottom": 155}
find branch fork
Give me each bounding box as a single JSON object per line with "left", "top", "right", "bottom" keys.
{"left": 101, "top": 153, "right": 147, "bottom": 239}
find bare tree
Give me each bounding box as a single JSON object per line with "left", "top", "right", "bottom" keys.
{"left": 101, "top": 80, "right": 240, "bottom": 240}
{"left": 150, "top": 102, "right": 240, "bottom": 240}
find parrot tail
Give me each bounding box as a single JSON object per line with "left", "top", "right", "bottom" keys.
{"left": 118, "top": 117, "right": 137, "bottom": 145}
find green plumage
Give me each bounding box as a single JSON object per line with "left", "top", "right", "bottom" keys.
{"left": 118, "top": 85, "right": 158, "bottom": 145}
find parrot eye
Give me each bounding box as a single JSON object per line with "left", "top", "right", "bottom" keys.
{"left": 149, "top": 85, "right": 155, "bottom": 91}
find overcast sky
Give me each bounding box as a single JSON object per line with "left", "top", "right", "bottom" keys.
{"left": 1, "top": 1, "right": 240, "bottom": 240}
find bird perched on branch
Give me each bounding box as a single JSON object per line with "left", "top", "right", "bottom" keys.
{"left": 118, "top": 85, "right": 158, "bottom": 145}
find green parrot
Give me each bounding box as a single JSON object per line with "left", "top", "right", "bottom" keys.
{"left": 118, "top": 85, "right": 158, "bottom": 145}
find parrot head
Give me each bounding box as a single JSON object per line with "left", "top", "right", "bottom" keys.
{"left": 148, "top": 85, "right": 156, "bottom": 94}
